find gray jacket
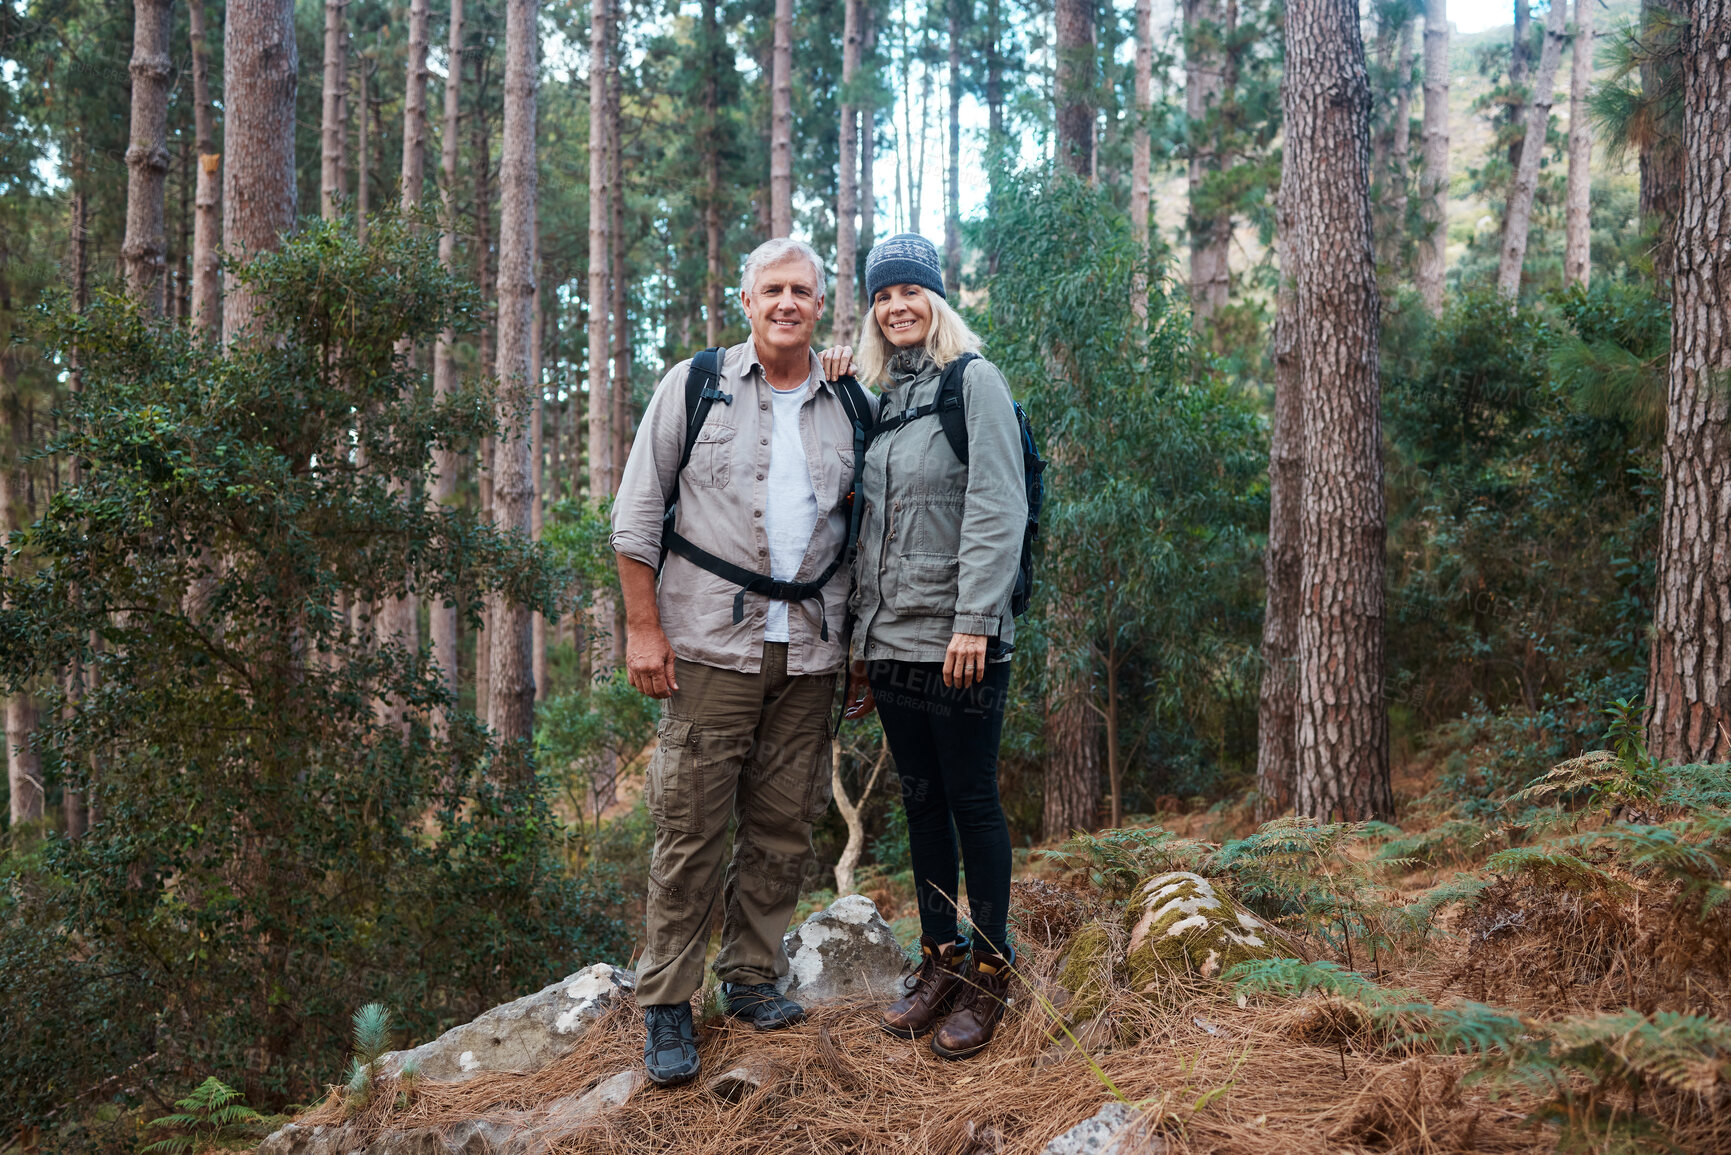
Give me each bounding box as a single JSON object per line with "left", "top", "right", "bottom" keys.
{"left": 850, "top": 350, "right": 1027, "bottom": 663}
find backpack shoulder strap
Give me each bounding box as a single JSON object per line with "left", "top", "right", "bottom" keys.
{"left": 675, "top": 346, "right": 730, "bottom": 478}
{"left": 935, "top": 352, "right": 978, "bottom": 466}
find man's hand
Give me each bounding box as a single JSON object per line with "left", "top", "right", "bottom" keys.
{"left": 842, "top": 660, "right": 876, "bottom": 719}
{"left": 626, "top": 622, "right": 680, "bottom": 699}
{"left": 943, "top": 633, "right": 990, "bottom": 689}
{"left": 819, "top": 345, "right": 857, "bottom": 381}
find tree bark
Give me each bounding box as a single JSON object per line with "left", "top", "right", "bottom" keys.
{"left": 2, "top": 384, "right": 41, "bottom": 826}
{"left": 1390, "top": 18, "right": 1415, "bottom": 213}
{"left": 1055, "top": 0, "right": 1095, "bottom": 179}
{"left": 1185, "top": 0, "right": 1231, "bottom": 323}
{"left": 944, "top": 6, "right": 962, "bottom": 296}
{"left": 473, "top": 44, "right": 495, "bottom": 719}
{"left": 588, "top": 0, "right": 617, "bottom": 677}
{"left": 357, "top": 59, "right": 371, "bottom": 241}
{"left": 401, "top": 0, "right": 431, "bottom": 212}
{"left": 1644, "top": 0, "right": 1731, "bottom": 765}
{"left": 1284, "top": 0, "right": 1390, "bottom": 822}
{"left": 431, "top": 0, "right": 464, "bottom": 720}
{"left": 7, "top": 692, "right": 42, "bottom": 827}
{"left": 1639, "top": 0, "right": 1682, "bottom": 284}
{"left": 1496, "top": 0, "right": 1568, "bottom": 298}
{"left": 123, "top": 0, "right": 174, "bottom": 309}
{"left": 1508, "top": 0, "right": 1530, "bottom": 172}
{"left": 831, "top": 733, "right": 888, "bottom": 895}
{"left": 222, "top": 0, "right": 299, "bottom": 344}
{"left": 1043, "top": 636, "right": 1099, "bottom": 839}
{"left": 1564, "top": 0, "right": 1592, "bottom": 288}
{"left": 1416, "top": 0, "right": 1449, "bottom": 316}
{"left": 1131, "top": 0, "right": 1153, "bottom": 263}
{"left": 1257, "top": 162, "right": 1301, "bottom": 820}
{"left": 322, "top": 0, "right": 348, "bottom": 218}
{"left": 836, "top": 0, "right": 861, "bottom": 344}
{"left": 489, "top": 0, "right": 539, "bottom": 747}
{"left": 188, "top": 0, "right": 221, "bottom": 337}
{"left": 531, "top": 283, "right": 547, "bottom": 701}
{"left": 770, "top": 0, "right": 794, "bottom": 237}
{"left": 704, "top": 0, "right": 725, "bottom": 345}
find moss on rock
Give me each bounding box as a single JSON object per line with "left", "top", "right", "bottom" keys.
{"left": 1121, "top": 871, "right": 1288, "bottom": 990}
{"left": 1056, "top": 919, "right": 1118, "bottom": 1022}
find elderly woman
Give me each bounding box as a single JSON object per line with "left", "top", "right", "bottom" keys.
{"left": 824, "top": 234, "right": 1027, "bottom": 1060}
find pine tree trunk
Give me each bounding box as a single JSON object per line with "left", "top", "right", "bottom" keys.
{"left": 6, "top": 691, "right": 42, "bottom": 826}
{"left": 610, "top": 50, "right": 629, "bottom": 495}
{"left": 1257, "top": 161, "right": 1301, "bottom": 820}
{"left": 531, "top": 283, "right": 547, "bottom": 702}
{"left": 222, "top": 0, "right": 299, "bottom": 344}
{"left": 2, "top": 378, "right": 41, "bottom": 825}
{"left": 1644, "top": 0, "right": 1731, "bottom": 765}
{"left": 431, "top": 0, "right": 464, "bottom": 720}
{"left": 944, "top": 7, "right": 962, "bottom": 296}
{"left": 1639, "top": 0, "right": 1682, "bottom": 284}
{"left": 770, "top": 0, "right": 794, "bottom": 237}
{"left": 1185, "top": 0, "right": 1231, "bottom": 323}
{"left": 322, "top": 0, "right": 347, "bottom": 218}
{"left": 1131, "top": 0, "right": 1153, "bottom": 261}
{"left": 860, "top": 4, "right": 876, "bottom": 272}
{"left": 1508, "top": 0, "right": 1530, "bottom": 172}
{"left": 835, "top": 0, "right": 861, "bottom": 344}
{"left": 489, "top": 0, "right": 539, "bottom": 747}
{"left": 1390, "top": 19, "right": 1414, "bottom": 212}
{"left": 704, "top": 0, "right": 725, "bottom": 345}
{"left": 1055, "top": 0, "right": 1094, "bottom": 179}
{"left": 1285, "top": 0, "right": 1391, "bottom": 822}
{"left": 588, "top": 0, "right": 616, "bottom": 677}
{"left": 1496, "top": 0, "right": 1568, "bottom": 298}
{"left": 357, "top": 61, "right": 371, "bottom": 240}
{"left": 1564, "top": 0, "right": 1592, "bottom": 288}
{"left": 123, "top": 0, "right": 174, "bottom": 309}
{"left": 1416, "top": 0, "right": 1449, "bottom": 316}
{"left": 473, "top": 44, "right": 496, "bottom": 721}
{"left": 188, "top": 0, "right": 221, "bottom": 336}
{"left": 401, "top": 0, "right": 431, "bottom": 211}
{"left": 1043, "top": 635, "right": 1099, "bottom": 839}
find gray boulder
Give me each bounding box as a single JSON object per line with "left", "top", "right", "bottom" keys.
{"left": 1041, "top": 1102, "right": 1167, "bottom": 1155}
{"left": 256, "top": 1069, "right": 644, "bottom": 1155}
{"left": 376, "top": 963, "right": 632, "bottom": 1083}
{"left": 777, "top": 894, "right": 910, "bottom": 1005}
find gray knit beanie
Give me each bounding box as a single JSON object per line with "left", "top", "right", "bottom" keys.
{"left": 864, "top": 233, "right": 946, "bottom": 300}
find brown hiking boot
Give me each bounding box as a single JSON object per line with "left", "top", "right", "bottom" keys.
{"left": 931, "top": 946, "right": 1014, "bottom": 1060}
{"left": 881, "top": 936, "right": 970, "bottom": 1039}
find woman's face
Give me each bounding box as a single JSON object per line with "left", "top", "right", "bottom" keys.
{"left": 873, "top": 283, "right": 933, "bottom": 348}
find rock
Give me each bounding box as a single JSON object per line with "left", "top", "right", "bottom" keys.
{"left": 1122, "top": 872, "right": 1287, "bottom": 988}
{"left": 1040, "top": 1102, "right": 1166, "bottom": 1155}
{"left": 777, "top": 894, "right": 910, "bottom": 1005}
{"left": 376, "top": 963, "right": 633, "bottom": 1083}
{"left": 704, "top": 1055, "right": 783, "bottom": 1102}
{"left": 256, "top": 1069, "right": 645, "bottom": 1155}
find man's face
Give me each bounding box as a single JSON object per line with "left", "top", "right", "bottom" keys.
{"left": 742, "top": 256, "right": 824, "bottom": 358}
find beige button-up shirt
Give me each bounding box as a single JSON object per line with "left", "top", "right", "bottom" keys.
{"left": 611, "top": 339, "right": 867, "bottom": 676}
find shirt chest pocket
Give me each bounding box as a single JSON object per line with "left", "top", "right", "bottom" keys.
{"left": 687, "top": 422, "right": 736, "bottom": 489}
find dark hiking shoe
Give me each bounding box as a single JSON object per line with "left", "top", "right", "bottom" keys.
{"left": 643, "top": 1003, "right": 701, "bottom": 1086}
{"left": 881, "top": 936, "right": 970, "bottom": 1039}
{"left": 931, "top": 946, "right": 1015, "bottom": 1060}
{"left": 721, "top": 981, "right": 807, "bottom": 1030}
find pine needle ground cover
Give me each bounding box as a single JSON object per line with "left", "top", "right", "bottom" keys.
{"left": 283, "top": 734, "right": 1731, "bottom": 1155}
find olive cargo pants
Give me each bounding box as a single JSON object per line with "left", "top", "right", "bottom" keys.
{"left": 635, "top": 642, "right": 836, "bottom": 1007}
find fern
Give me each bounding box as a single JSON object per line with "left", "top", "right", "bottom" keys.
{"left": 1396, "top": 872, "right": 1493, "bottom": 932}
{"left": 1547, "top": 1010, "right": 1731, "bottom": 1098}
{"left": 1483, "top": 847, "right": 1629, "bottom": 894}
{"left": 140, "top": 1076, "right": 270, "bottom": 1155}
{"left": 1042, "top": 826, "right": 1210, "bottom": 898}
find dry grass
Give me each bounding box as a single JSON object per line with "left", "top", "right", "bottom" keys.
{"left": 295, "top": 934, "right": 1552, "bottom": 1155}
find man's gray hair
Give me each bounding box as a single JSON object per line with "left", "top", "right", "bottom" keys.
{"left": 739, "top": 238, "right": 826, "bottom": 301}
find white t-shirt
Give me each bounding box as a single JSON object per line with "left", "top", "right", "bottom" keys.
{"left": 763, "top": 381, "right": 822, "bottom": 643}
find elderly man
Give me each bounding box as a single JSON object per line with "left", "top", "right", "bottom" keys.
{"left": 610, "top": 238, "right": 873, "bottom": 1087}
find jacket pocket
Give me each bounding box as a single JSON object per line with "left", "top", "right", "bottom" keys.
{"left": 687, "top": 423, "right": 735, "bottom": 489}
{"left": 646, "top": 716, "right": 701, "bottom": 834}
{"left": 891, "top": 551, "right": 961, "bottom": 615}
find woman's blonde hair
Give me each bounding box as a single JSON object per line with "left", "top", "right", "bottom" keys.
{"left": 855, "top": 286, "right": 983, "bottom": 386}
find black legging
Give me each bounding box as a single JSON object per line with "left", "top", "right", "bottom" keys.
{"left": 866, "top": 658, "right": 1013, "bottom": 957}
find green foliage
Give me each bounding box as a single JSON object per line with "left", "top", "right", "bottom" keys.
{"left": 1043, "top": 826, "right": 1211, "bottom": 899}
{"left": 139, "top": 1077, "right": 272, "bottom": 1155}
{"left": 0, "top": 220, "right": 629, "bottom": 1121}
{"left": 536, "top": 671, "right": 659, "bottom": 832}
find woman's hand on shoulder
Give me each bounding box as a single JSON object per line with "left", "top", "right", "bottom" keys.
{"left": 819, "top": 345, "right": 857, "bottom": 382}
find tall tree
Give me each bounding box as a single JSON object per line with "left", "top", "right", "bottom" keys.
{"left": 222, "top": 0, "right": 299, "bottom": 343}
{"left": 1644, "top": 0, "right": 1731, "bottom": 764}
{"left": 1496, "top": 0, "right": 1568, "bottom": 298}
{"left": 322, "top": 0, "right": 347, "bottom": 219}
{"left": 835, "top": 0, "right": 862, "bottom": 343}
{"left": 770, "top": 0, "right": 794, "bottom": 236}
{"left": 1638, "top": 0, "right": 1681, "bottom": 283}
{"left": 430, "top": 0, "right": 463, "bottom": 718}
{"left": 401, "top": 0, "right": 431, "bottom": 212}
{"left": 123, "top": 0, "right": 174, "bottom": 308}
{"left": 1285, "top": 0, "right": 1391, "bottom": 821}
{"left": 1185, "top": 0, "right": 1232, "bottom": 321}
{"left": 3, "top": 386, "right": 41, "bottom": 826}
{"left": 703, "top": 0, "right": 725, "bottom": 344}
{"left": 1389, "top": 18, "right": 1415, "bottom": 217}
{"left": 188, "top": 0, "right": 221, "bottom": 336}
{"left": 1055, "top": 0, "right": 1094, "bottom": 178}
{"left": 1415, "top": 0, "right": 1449, "bottom": 314}
{"left": 1564, "top": 0, "right": 1592, "bottom": 288}
{"left": 587, "top": 0, "right": 616, "bottom": 672}
{"left": 489, "top": 0, "right": 539, "bottom": 745}
{"left": 1256, "top": 163, "right": 1301, "bottom": 818}
{"left": 1508, "top": 0, "right": 1530, "bottom": 170}
{"left": 1131, "top": 0, "right": 1153, "bottom": 268}
{"left": 944, "top": 1, "right": 962, "bottom": 295}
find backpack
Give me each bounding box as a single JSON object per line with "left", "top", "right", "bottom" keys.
{"left": 869, "top": 352, "right": 1046, "bottom": 617}
{"left": 658, "top": 346, "right": 877, "bottom": 641}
